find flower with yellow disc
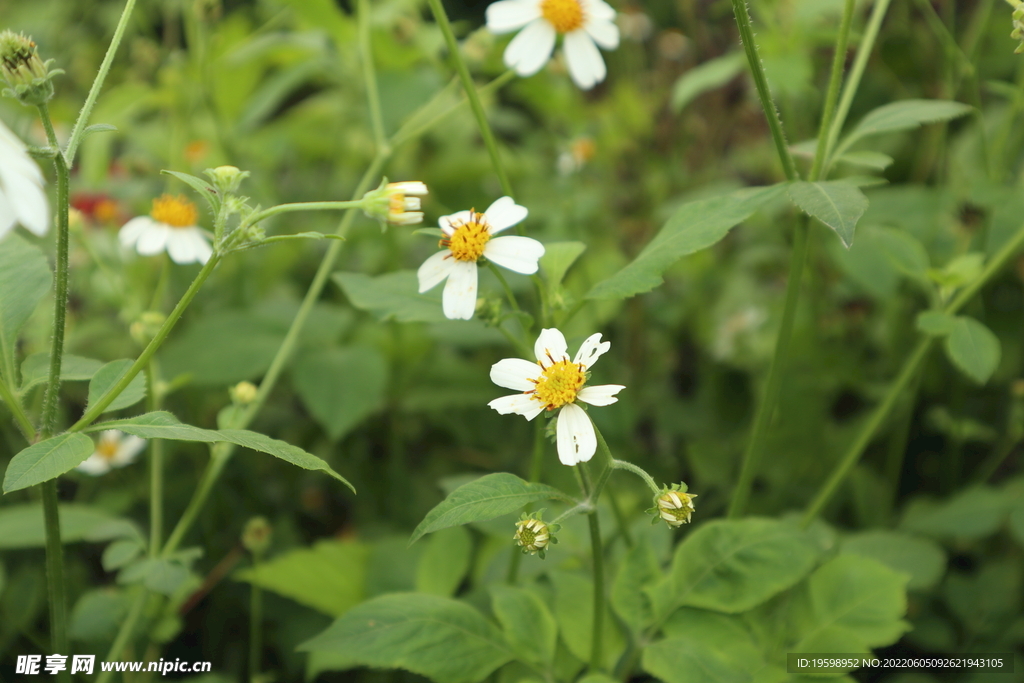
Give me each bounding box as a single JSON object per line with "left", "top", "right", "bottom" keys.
{"left": 119, "top": 194, "right": 212, "bottom": 264}
{"left": 76, "top": 430, "right": 147, "bottom": 476}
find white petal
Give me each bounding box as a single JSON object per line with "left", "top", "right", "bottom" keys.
{"left": 439, "top": 210, "right": 474, "bottom": 235}
{"left": 503, "top": 18, "right": 557, "bottom": 77}
{"left": 76, "top": 454, "right": 112, "bottom": 476}
{"left": 584, "top": 18, "right": 619, "bottom": 49}
{"left": 484, "top": 236, "right": 545, "bottom": 274}
{"left": 190, "top": 229, "right": 213, "bottom": 264}
{"left": 573, "top": 332, "right": 611, "bottom": 368}
{"left": 0, "top": 121, "right": 48, "bottom": 237}
{"left": 119, "top": 216, "right": 154, "bottom": 247}
{"left": 577, "top": 384, "right": 625, "bottom": 406}
{"left": 486, "top": 0, "right": 542, "bottom": 33}
{"left": 166, "top": 229, "right": 198, "bottom": 264}
{"left": 490, "top": 357, "right": 541, "bottom": 390}
{"left": 534, "top": 328, "right": 570, "bottom": 366}
{"left": 583, "top": 0, "right": 616, "bottom": 22}
{"left": 563, "top": 30, "right": 606, "bottom": 90}
{"left": 418, "top": 249, "right": 456, "bottom": 293}
{"left": 442, "top": 260, "right": 478, "bottom": 320}
{"left": 556, "top": 403, "right": 596, "bottom": 465}
{"left": 136, "top": 223, "right": 171, "bottom": 256}
{"left": 0, "top": 193, "right": 17, "bottom": 239}
{"left": 483, "top": 196, "right": 528, "bottom": 234}
{"left": 111, "top": 436, "right": 147, "bottom": 467}
{"left": 488, "top": 393, "right": 546, "bottom": 420}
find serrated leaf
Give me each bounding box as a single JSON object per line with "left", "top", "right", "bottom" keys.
{"left": 490, "top": 585, "right": 557, "bottom": 665}
{"left": 334, "top": 271, "right": 445, "bottom": 323}
{"left": 916, "top": 310, "right": 957, "bottom": 336}
{"left": 835, "top": 150, "right": 895, "bottom": 170}
{"left": 161, "top": 170, "right": 220, "bottom": 214}
{"left": 0, "top": 234, "right": 51, "bottom": 384}
{"left": 539, "top": 241, "right": 586, "bottom": 289}
{"left": 840, "top": 99, "right": 973, "bottom": 152}
{"left": 3, "top": 433, "right": 96, "bottom": 493}
{"left": 298, "top": 593, "right": 514, "bottom": 683}
{"left": 671, "top": 52, "right": 745, "bottom": 113}
{"left": 586, "top": 185, "right": 783, "bottom": 300}
{"left": 788, "top": 181, "right": 868, "bottom": 248}
{"left": 642, "top": 636, "right": 753, "bottom": 683}
{"left": 0, "top": 503, "right": 141, "bottom": 548}
{"left": 20, "top": 353, "right": 103, "bottom": 393}
{"left": 82, "top": 123, "right": 117, "bottom": 135}
{"left": 87, "top": 359, "right": 148, "bottom": 412}
{"left": 944, "top": 316, "right": 1001, "bottom": 383}
{"left": 293, "top": 346, "right": 388, "bottom": 440}
{"left": 410, "top": 473, "right": 571, "bottom": 544}
{"left": 840, "top": 531, "right": 946, "bottom": 591}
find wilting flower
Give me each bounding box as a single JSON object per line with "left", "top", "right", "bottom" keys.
{"left": 418, "top": 196, "right": 543, "bottom": 320}
{"left": 485, "top": 0, "right": 619, "bottom": 89}
{"left": 489, "top": 328, "right": 625, "bottom": 465}
{"left": 650, "top": 484, "right": 697, "bottom": 528}
{"left": 119, "top": 194, "right": 212, "bottom": 264}
{"left": 514, "top": 511, "right": 559, "bottom": 558}
{"left": 0, "top": 118, "right": 48, "bottom": 240}
{"left": 363, "top": 179, "right": 428, "bottom": 226}
{"left": 77, "top": 430, "right": 146, "bottom": 476}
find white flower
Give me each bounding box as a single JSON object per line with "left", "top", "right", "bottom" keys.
{"left": 486, "top": 0, "right": 620, "bottom": 90}
{"left": 417, "top": 196, "right": 544, "bottom": 320}
{"left": 77, "top": 430, "right": 146, "bottom": 476}
{"left": 119, "top": 194, "right": 212, "bottom": 264}
{"left": 488, "top": 328, "right": 625, "bottom": 465}
{"left": 386, "top": 181, "right": 428, "bottom": 225}
{"left": 0, "top": 118, "right": 48, "bottom": 240}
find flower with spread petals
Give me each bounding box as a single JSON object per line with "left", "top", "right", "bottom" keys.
{"left": 514, "top": 511, "right": 559, "bottom": 558}
{"left": 0, "top": 118, "right": 48, "bottom": 240}
{"left": 418, "top": 196, "right": 544, "bottom": 320}
{"left": 649, "top": 484, "right": 697, "bottom": 528}
{"left": 77, "top": 430, "right": 147, "bottom": 476}
{"left": 486, "top": 0, "right": 619, "bottom": 90}
{"left": 489, "top": 328, "right": 625, "bottom": 465}
{"left": 119, "top": 194, "right": 212, "bottom": 264}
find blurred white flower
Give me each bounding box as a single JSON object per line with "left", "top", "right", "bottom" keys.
{"left": 488, "top": 328, "right": 625, "bottom": 465}
{"left": 417, "top": 196, "right": 543, "bottom": 320}
{"left": 486, "top": 0, "right": 620, "bottom": 90}
{"left": 120, "top": 194, "right": 212, "bottom": 264}
{"left": 0, "top": 118, "right": 48, "bottom": 240}
{"left": 77, "top": 430, "right": 146, "bottom": 476}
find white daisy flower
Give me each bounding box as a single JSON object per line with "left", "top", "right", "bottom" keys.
{"left": 488, "top": 328, "right": 625, "bottom": 465}
{"left": 77, "top": 430, "right": 147, "bottom": 476}
{"left": 486, "top": 0, "right": 620, "bottom": 90}
{"left": 0, "top": 118, "right": 49, "bottom": 240}
{"left": 417, "top": 196, "right": 544, "bottom": 320}
{"left": 119, "top": 194, "right": 212, "bottom": 265}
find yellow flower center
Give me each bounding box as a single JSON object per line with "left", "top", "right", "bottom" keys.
{"left": 541, "top": 0, "right": 585, "bottom": 33}
{"left": 531, "top": 359, "right": 586, "bottom": 410}
{"left": 96, "top": 439, "right": 119, "bottom": 462}
{"left": 150, "top": 194, "right": 198, "bottom": 229}
{"left": 440, "top": 211, "right": 491, "bottom": 262}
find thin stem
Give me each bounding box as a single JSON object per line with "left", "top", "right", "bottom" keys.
{"left": 0, "top": 374, "right": 36, "bottom": 441}
{"left": 358, "top": 0, "right": 388, "bottom": 153}
{"left": 245, "top": 200, "right": 364, "bottom": 226}
{"left": 248, "top": 558, "right": 263, "bottom": 683}
{"left": 487, "top": 261, "right": 524, "bottom": 315}
{"left": 425, "top": 0, "right": 514, "bottom": 197}
{"left": 974, "top": 436, "right": 1021, "bottom": 483}
{"left": 64, "top": 0, "right": 138, "bottom": 165}
{"left": 146, "top": 359, "right": 164, "bottom": 557}
{"left": 95, "top": 588, "right": 148, "bottom": 683}
{"left": 508, "top": 419, "right": 547, "bottom": 584}
{"left": 576, "top": 464, "right": 604, "bottom": 672}
{"left": 41, "top": 481, "right": 69, "bottom": 683}
{"left": 610, "top": 459, "right": 660, "bottom": 496}
{"left": 162, "top": 446, "right": 230, "bottom": 556}
{"left": 883, "top": 366, "right": 923, "bottom": 516}
{"left": 809, "top": 0, "right": 856, "bottom": 181}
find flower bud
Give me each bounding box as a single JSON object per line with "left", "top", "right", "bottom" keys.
{"left": 129, "top": 311, "right": 167, "bottom": 345}
{"left": 0, "top": 31, "right": 59, "bottom": 105}
{"left": 649, "top": 484, "right": 697, "bottom": 528}
{"left": 514, "top": 512, "right": 559, "bottom": 559}
{"left": 230, "top": 381, "right": 258, "bottom": 405}
{"left": 242, "top": 516, "right": 272, "bottom": 556}
{"left": 205, "top": 165, "right": 249, "bottom": 195}
{"left": 362, "top": 178, "right": 428, "bottom": 228}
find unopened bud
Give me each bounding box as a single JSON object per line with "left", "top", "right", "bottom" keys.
{"left": 0, "top": 31, "right": 60, "bottom": 105}
{"left": 242, "top": 516, "right": 272, "bottom": 556}
{"left": 513, "top": 511, "right": 559, "bottom": 559}
{"left": 205, "top": 165, "right": 249, "bottom": 194}
{"left": 230, "top": 381, "right": 258, "bottom": 405}
{"left": 649, "top": 484, "right": 697, "bottom": 528}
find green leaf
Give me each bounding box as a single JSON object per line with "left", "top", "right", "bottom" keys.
{"left": 3, "top": 433, "right": 96, "bottom": 493}
{"left": 611, "top": 536, "right": 661, "bottom": 631}
{"left": 235, "top": 539, "right": 369, "bottom": 616}
{"left": 118, "top": 555, "right": 195, "bottom": 596}
{"left": 102, "top": 539, "right": 145, "bottom": 571}
{"left": 298, "top": 593, "right": 514, "bottom": 683}
{"left": 87, "top": 359, "right": 148, "bottom": 412}
{"left": 489, "top": 585, "right": 558, "bottom": 665}
{"left": 840, "top": 99, "right": 973, "bottom": 152}
{"left": 874, "top": 227, "right": 929, "bottom": 279}
{"left": 944, "top": 316, "right": 1001, "bottom": 383}
{"left": 217, "top": 428, "right": 354, "bottom": 491}
{"left": 20, "top": 353, "right": 104, "bottom": 393}
{"left": 0, "top": 503, "right": 141, "bottom": 548}
{"left": 900, "top": 486, "right": 1011, "bottom": 540}
{"left": 333, "top": 271, "right": 445, "bottom": 323}
{"left": 415, "top": 527, "right": 472, "bottom": 597}
{"left": 642, "top": 636, "right": 754, "bottom": 683}
{"left": 586, "top": 185, "right": 783, "bottom": 300}
{"left": 162, "top": 170, "right": 220, "bottom": 215}
{"left": 550, "top": 571, "right": 626, "bottom": 670}
{"left": 840, "top": 531, "right": 946, "bottom": 591}
{"left": 787, "top": 181, "right": 868, "bottom": 248}
{"left": 410, "top": 473, "right": 571, "bottom": 544}
{"left": 0, "top": 234, "right": 51, "bottom": 384}
{"left": 539, "top": 241, "right": 587, "bottom": 289}
{"left": 160, "top": 311, "right": 284, "bottom": 386}
{"left": 665, "top": 518, "right": 820, "bottom": 613}
{"left": 835, "top": 151, "right": 895, "bottom": 171}
{"left": 670, "top": 52, "right": 745, "bottom": 113}
{"left": 916, "top": 310, "right": 957, "bottom": 336}
{"left": 69, "top": 589, "right": 131, "bottom": 642}
{"left": 293, "top": 346, "right": 388, "bottom": 440}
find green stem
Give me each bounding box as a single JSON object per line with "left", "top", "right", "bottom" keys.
{"left": 162, "top": 446, "right": 230, "bottom": 556}
{"left": 610, "top": 459, "right": 660, "bottom": 495}
{"left": 487, "top": 261, "right": 524, "bottom": 315}
{"left": 0, "top": 374, "right": 35, "bottom": 441}
{"left": 95, "top": 588, "right": 148, "bottom": 683}
{"left": 245, "top": 200, "right": 365, "bottom": 226}
{"left": 809, "top": 0, "right": 856, "bottom": 181}
{"left": 883, "top": 367, "right": 923, "bottom": 516}
{"left": 358, "top": 0, "right": 389, "bottom": 153}
{"left": 973, "top": 436, "right": 1021, "bottom": 484}
{"left": 425, "top": 0, "right": 514, "bottom": 197}
{"left": 64, "top": 0, "right": 138, "bottom": 165}
{"left": 249, "top": 558, "right": 263, "bottom": 683}
{"left": 41, "top": 481, "right": 69, "bottom": 683}
{"left": 70, "top": 253, "right": 222, "bottom": 432}
{"left": 146, "top": 358, "right": 164, "bottom": 557}
{"left": 576, "top": 464, "right": 604, "bottom": 672}
{"left": 508, "top": 419, "right": 547, "bottom": 584}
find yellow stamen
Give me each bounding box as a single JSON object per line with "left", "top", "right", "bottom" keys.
{"left": 440, "top": 211, "right": 491, "bottom": 262}
{"left": 96, "top": 439, "right": 119, "bottom": 462}
{"left": 530, "top": 359, "right": 586, "bottom": 410}
{"left": 541, "top": 0, "right": 585, "bottom": 33}
{"left": 150, "top": 194, "right": 198, "bottom": 229}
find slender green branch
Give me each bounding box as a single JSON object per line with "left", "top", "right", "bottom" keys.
{"left": 0, "top": 374, "right": 35, "bottom": 441}
{"left": 249, "top": 559, "right": 263, "bottom": 683}
{"left": 358, "top": 0, "right": 388, "bottom": 152}
{"left": 487, "top": 261, "right": 524, "bottom": 315}
{"left": 425, "top": 0, "right": 514, "bottom": 197}
{"left": 810, "top": 0, "right": 856, "bottom": 181}
{"left": 576, "top": 464, "right": 605, "bottom": 672}
{"left": 41, "top": 481, "right": 69, "bottom": 683}
{"left": 508, "top": 419, "right": 548, "bottom": 584}
{"left": 64, "top": 0, "right": 138, "bottom": 165}
{"left": 95, "top": 588, "right": 148, "bottom": 683}
{"left": 146, "top": 359, "right": 164, "bottom": 557}
{"left": 162, "top": 447, "right": 230, "bottom": 556}
{"left": 610, "top": 459, "right": 660, "bottom": 495}
{"left": 245, "top": 200, "right": 364, "bottom": 226}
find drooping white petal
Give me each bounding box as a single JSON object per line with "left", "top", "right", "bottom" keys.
{"left": 76, "top": 453, "right": 113, "bottom": 476}
{"left": 556, "top": 403, "right": 596, "bottom": 465}
{"left": 190, "top": 229, "right": 213, "bottom": 264}
{"left": 534, "top": 328, "right": 570, "bottom": 366}
{"left": 486, "top": 0, "right": 542, "bottom": 33}
{"left": 484, "top": 236, "right": 545, "bottom": 274}
{"left": 442, "top": 260, "right": 478, "bottom": 320}
{"left": 166, "top": 229, "right": 198, "bottom": 264}
{"left": 418, "top": 250, "right": 456, "bottom": 293}
{"left": 136, "top": 223, "right": 171, "bottom": 256}
{"left": 111, "top": 435, "right": 147, "bottom": 467}
{"left": 439, "top": 210, "right": 474, "bottom": 235}
{"left": 563, "top": 30, "right": 606, "bottom": 90}
{"left": 583, "top": 0, "right": 616, "bottom": 22}
{"left": 119, "top": 216, "right": 154, "bottom": 247}
{"left": 0, "top": 194, "right": 16, "bottom": 240}
{"left": 573, "top": 332, "right": 611, "bottom": 368}
{"left": 491, "top": 357, "right": 542, "bottom": 390}
{"left": 483, "top": 196, "right": 528, "bottom": 234}
{"left": 488, "top": 393, "right": 546, "bottom": 421}
{"left": 577, "top": 384, "right": 625, "bottom": 406}
{"left": 584, "top": 17, "right": 620, "bottom": 49}
{"left": 503, "top": 18, "right": 557, "bottom": 77}
{"left": 0, "top": 120, "right": 48, "bottom": 238}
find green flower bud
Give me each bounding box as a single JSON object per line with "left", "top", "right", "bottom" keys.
{"left": 513, "top": 511, "right": 559, "bottom": 559}
{"left": 0, "top": 31, "right": 60, "bottom": 105}
{"left": 205, "top": 165, "right": 249, "bottom": 195}
{"left": 230, "top": 381, "right": 258, "bottom": 405}
{"left": 242, "top": 516, "right": 272, "bottom": 556}
{"left": 648, "top": 483, "right": 697, "bottom": 528}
